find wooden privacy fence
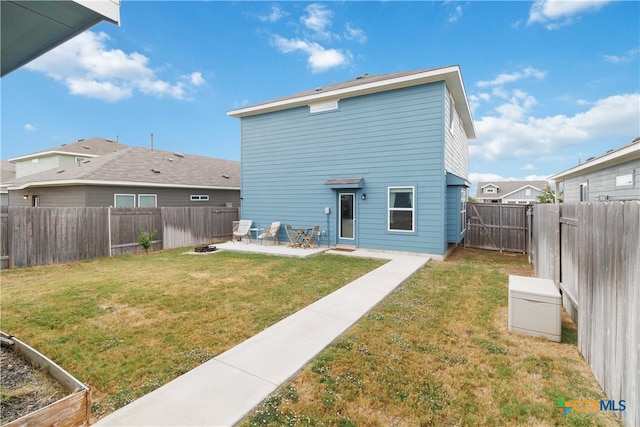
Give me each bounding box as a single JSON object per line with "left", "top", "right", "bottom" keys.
{"left": 532, "top": 201, "right": 639, "bottom": 427}
{"left": 464, "top": 203, "right": 532, "bottom": 253}
{"left": 0, "top": 206, "right": 239, "bottom": 268}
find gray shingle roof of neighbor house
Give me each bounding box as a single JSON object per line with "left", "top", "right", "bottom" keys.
{"left": 1, "top": 160, "right": 16, "bottom": 187}
{"left": 9, "top": 146, "right": 240, "bottom": 190}
{"left": 8, "top": 137, "right": 129, "bottom": 161}
{"left": 227, "top": 65, "right": 476, "bottom": 139}
{"left": 475, "top": 180, "right": 548, "bottom": 199}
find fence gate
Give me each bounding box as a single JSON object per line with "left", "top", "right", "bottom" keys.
{"left": 464, "top": 203, "right": 531, "bottom": 254}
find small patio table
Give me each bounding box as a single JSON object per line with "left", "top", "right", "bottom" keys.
{"left": 288, "top": 227, "right": 311, "bottom": 248}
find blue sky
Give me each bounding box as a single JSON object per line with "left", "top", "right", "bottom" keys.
{"left": 1, "top": 1, "right": 639, "bottom": 192}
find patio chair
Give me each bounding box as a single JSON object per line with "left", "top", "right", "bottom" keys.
{"left": 302, "top": 225, "right": 320, "bottom": 248}
{"left": 285, "top": 224, "right": 301, "bottom": 248}
{"left": 232, "top": 219, "right": 253, "bottom": 243}
{"left": 258, "top": 222, "right": 281, "bottom": 245}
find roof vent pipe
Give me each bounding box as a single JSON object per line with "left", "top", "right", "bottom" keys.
{"left": 150, "top": 133, "right": 154, "bottom": 152}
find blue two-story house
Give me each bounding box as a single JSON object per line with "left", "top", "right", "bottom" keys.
{"left": 228, "top": 65, "right": 476, "bottom": 259}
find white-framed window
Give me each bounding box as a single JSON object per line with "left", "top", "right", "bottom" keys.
{"left": 114, "top": 194, "right": 135, "bottom": 207}
{"left": 580, "top": 183, "right": 589, "bottom": 202}
{"left": 388, "top": 186, "right": 414, "bottom": 232}
{"left": 138, "top": 194, "right": 157, "bottom": 207}
{"left": 460, "top": 188, "right": 467, "bottom": 233}
{"left": 190, "top": 195, "right": 210, "bottom": 201}
{"left": 484, "top": 187, "right": 496, "bottom": 194}
{"left": 525, "top": 189, "right": 531, "bottom": 196}
{"left": 448, "top": 93, "right": 455, "bottom": 130}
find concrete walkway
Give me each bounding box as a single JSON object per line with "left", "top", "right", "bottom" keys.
{"left": 96, "top": 249, "right": 429, "bottom": 427}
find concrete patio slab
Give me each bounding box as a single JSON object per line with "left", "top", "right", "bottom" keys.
{"left": 96, "top": 249, "right": 429, "bottom": 427}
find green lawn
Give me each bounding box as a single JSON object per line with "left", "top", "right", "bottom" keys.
{"left": 241, "top": 248, "right": 622, "bottom": 427}
{"left": 0, "top": 248, "right": 384, "bottom": 422}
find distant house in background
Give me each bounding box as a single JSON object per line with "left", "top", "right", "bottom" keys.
{"left": 549, "top": 137, "right": 640, "bottom": 202}
{"left": 10, "top": 137, "right": 129, "bottom": 179}
{"left": 1, "top": 161, "right": 16, "bottom": 206}
{"left": 7, "top": 138, "right": 240, "bottom": 208}
{"left": 228, "top": 65, "right": 476, "bottom": 259}
{"left": 475, "top": 180, "right": 548, "bottom": 204}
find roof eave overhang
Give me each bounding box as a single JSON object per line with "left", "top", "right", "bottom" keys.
{"left": 1, "top": 0, "right": 121, "bottom": 77}
{"left": 549, "top": 143, "right": 640, "bottom": 181}
{"left": 9, "top": 151, "right": 100, "bottom": 162}
{"left": 9, "top": 180, "right": 240, "bottom": 191}
{"left": 228, "top": 66, "right": 476, "bottom": 139}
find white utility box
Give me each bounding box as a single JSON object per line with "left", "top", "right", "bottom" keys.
{"left": 508, "top": 275, "right": 561, "bottom": 342}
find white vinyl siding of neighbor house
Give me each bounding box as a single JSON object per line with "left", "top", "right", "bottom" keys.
{"left": 562, "top": 159, "right": 639, "bottom": 201}
{"left": 503, "top": 187, "right": 541, "bottom": 203}
{"left": 240, "top": 82, "right": 449, "bottom": 254}
{"left": 14, "top": 154, "right": 86, "bottom": 178}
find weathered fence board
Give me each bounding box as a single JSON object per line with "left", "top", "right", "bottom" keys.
{"left": 8, "top": 207, "right": 109, "bottom": 268}
{"left": 1, "top": 207, "right": 239, "bottom": 268}
{"left": 466, "top": 203, "right": 531, "bottom": 253}
{"left": 533, "top": 201, "right": 639, "bottom": 427}
{"left": 110, "top": 208, "right": 163, "bottom": 256}
{"left": 1, "top": 206, "right": 8, "bottom": 269}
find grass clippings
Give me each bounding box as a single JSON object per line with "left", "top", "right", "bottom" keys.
{"left": 242, "top": 248, "right": 622, "bottom": 427}
{"left": 0, "top": 248, "right": 384, "bottom": 423}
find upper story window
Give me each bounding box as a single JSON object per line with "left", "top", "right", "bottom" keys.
{"left": 484, "top": 187, "right": 496, "bottom": 194}
{"left": 388, "top": 186, "right": 414, "bottom": 232}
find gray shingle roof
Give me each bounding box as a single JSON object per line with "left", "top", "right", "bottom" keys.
{"left": 1, "top": 160, "right": 16, "bottom": 187}
{"left": 475, "top": 180, "right": 548, "bottom": 199}
{"left": 10, "top": 146, "right": 240, "bottom": 190}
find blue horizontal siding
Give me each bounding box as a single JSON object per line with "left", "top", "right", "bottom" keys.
{"left": 240, "top": 82, "right": 452, "bottom": 254}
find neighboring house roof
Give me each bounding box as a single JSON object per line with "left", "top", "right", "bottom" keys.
{"left": 548, "top": 137, "right": 640, "bottom": 181}
{"left": 9, "top": 146, "right": 240, "bottom": 190}
{"left": 228, "top": 65, "right": 476, "bottom": 139}
{"left": 1, "top": 0, "right": 120, "bottom": 77}
{"left": 0, "top": 161, "right": 16, "bottom": 192}
{"left": 475, "top": 180, "right": 548, "bottom": 199}
{"left": 9, "top": 137, "right": 129, "bottom": 162}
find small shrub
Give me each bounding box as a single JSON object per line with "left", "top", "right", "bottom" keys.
{"left": 138, "top": 230, "right": 157, "bottom": 254}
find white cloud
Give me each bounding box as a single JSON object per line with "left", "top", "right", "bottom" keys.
{"left": 601, "top": 48, "right": 640, "bottom": 64}
{"left": 24, "top": 124, "right": 37, "bottom": 131}
{"left": 25, "top": 31, "right": 205, "bottom": 102}
{"left": 448, "top": 5, "right": 463, "bottom": 23}
{"left": 344, "top": 23, "right": 367, "bottom": 43}
{"left": 301, "top": 3, "right": 335, "bottom": 40}
{"left": 258, "top": 5, "right": 286, "bottom": 23}
{"left": 471, "top": 93, "right": 640, "bottom": 161}
{"left": 271, "top": 35, "right": 351, "bottom": 73}
{"left": 528, "top": 0, "right": 611, "bottom": 29}
{"left": 521, "top": 164, "right": 537, "bottom": 171}
{"left": 477, "top": 67, "right": 546, "bottom": 88}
